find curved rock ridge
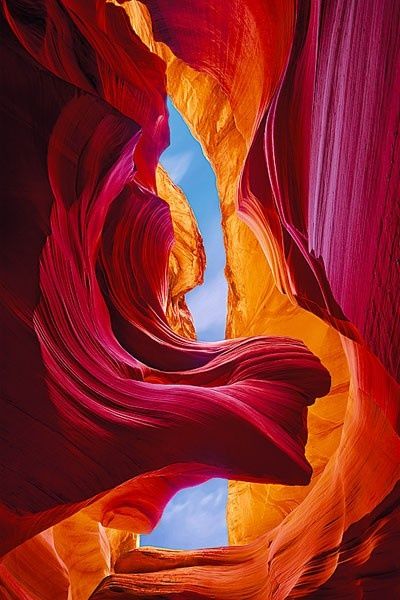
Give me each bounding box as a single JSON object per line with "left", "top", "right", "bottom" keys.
{"left": 0, "top": 1, "right": 330, "bottom": 597}
{"left": 89, "top": 348, "right": 400, "bottom": 599}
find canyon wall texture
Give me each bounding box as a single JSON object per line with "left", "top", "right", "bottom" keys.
{"left": 1, "top": 1, "right": 399, "bottom": 598}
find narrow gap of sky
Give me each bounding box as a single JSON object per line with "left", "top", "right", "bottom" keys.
{"left": 141, "top": 99, "right": 228, "bottom": 550}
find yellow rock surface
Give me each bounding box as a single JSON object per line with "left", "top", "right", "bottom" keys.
{"left": 157, "top": 165, "right": 205, "bottom": 339}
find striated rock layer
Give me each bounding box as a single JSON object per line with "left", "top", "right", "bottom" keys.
{"left": 0, "top": 0, "right": 331, "bottom": 598}
{"left": 1, "top": 0, "right": 399, "bottom": 598}
{"left": 87, "top": 0, "right": 399, "bottom": 598}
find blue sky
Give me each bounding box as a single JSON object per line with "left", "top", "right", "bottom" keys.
{"left": 161, "top": 100, "right": 227, "bottom": 343}
{"left": 141, "top": 100, "right": 228, "bottom": 550}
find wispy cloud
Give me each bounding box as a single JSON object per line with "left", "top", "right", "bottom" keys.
{"left": 142, "top": 479, "right": 228, "bottom": 549}
{"left": 186, "top": 271, "right": 227, "bottom": 340}
{"left": 161, "top": 150, "right": 193, "bottom": 184}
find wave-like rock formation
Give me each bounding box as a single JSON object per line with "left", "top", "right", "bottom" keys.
{"left": 0, "top": 0, "right": 399, "bottom": 598}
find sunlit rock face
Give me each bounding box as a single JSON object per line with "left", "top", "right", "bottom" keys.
{"left": 0, "top": 1, "right": 399, "bottom": 599}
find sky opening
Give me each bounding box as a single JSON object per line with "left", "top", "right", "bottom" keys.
{"left": 141, "top": 99, "right": 229, "bottom": 550}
